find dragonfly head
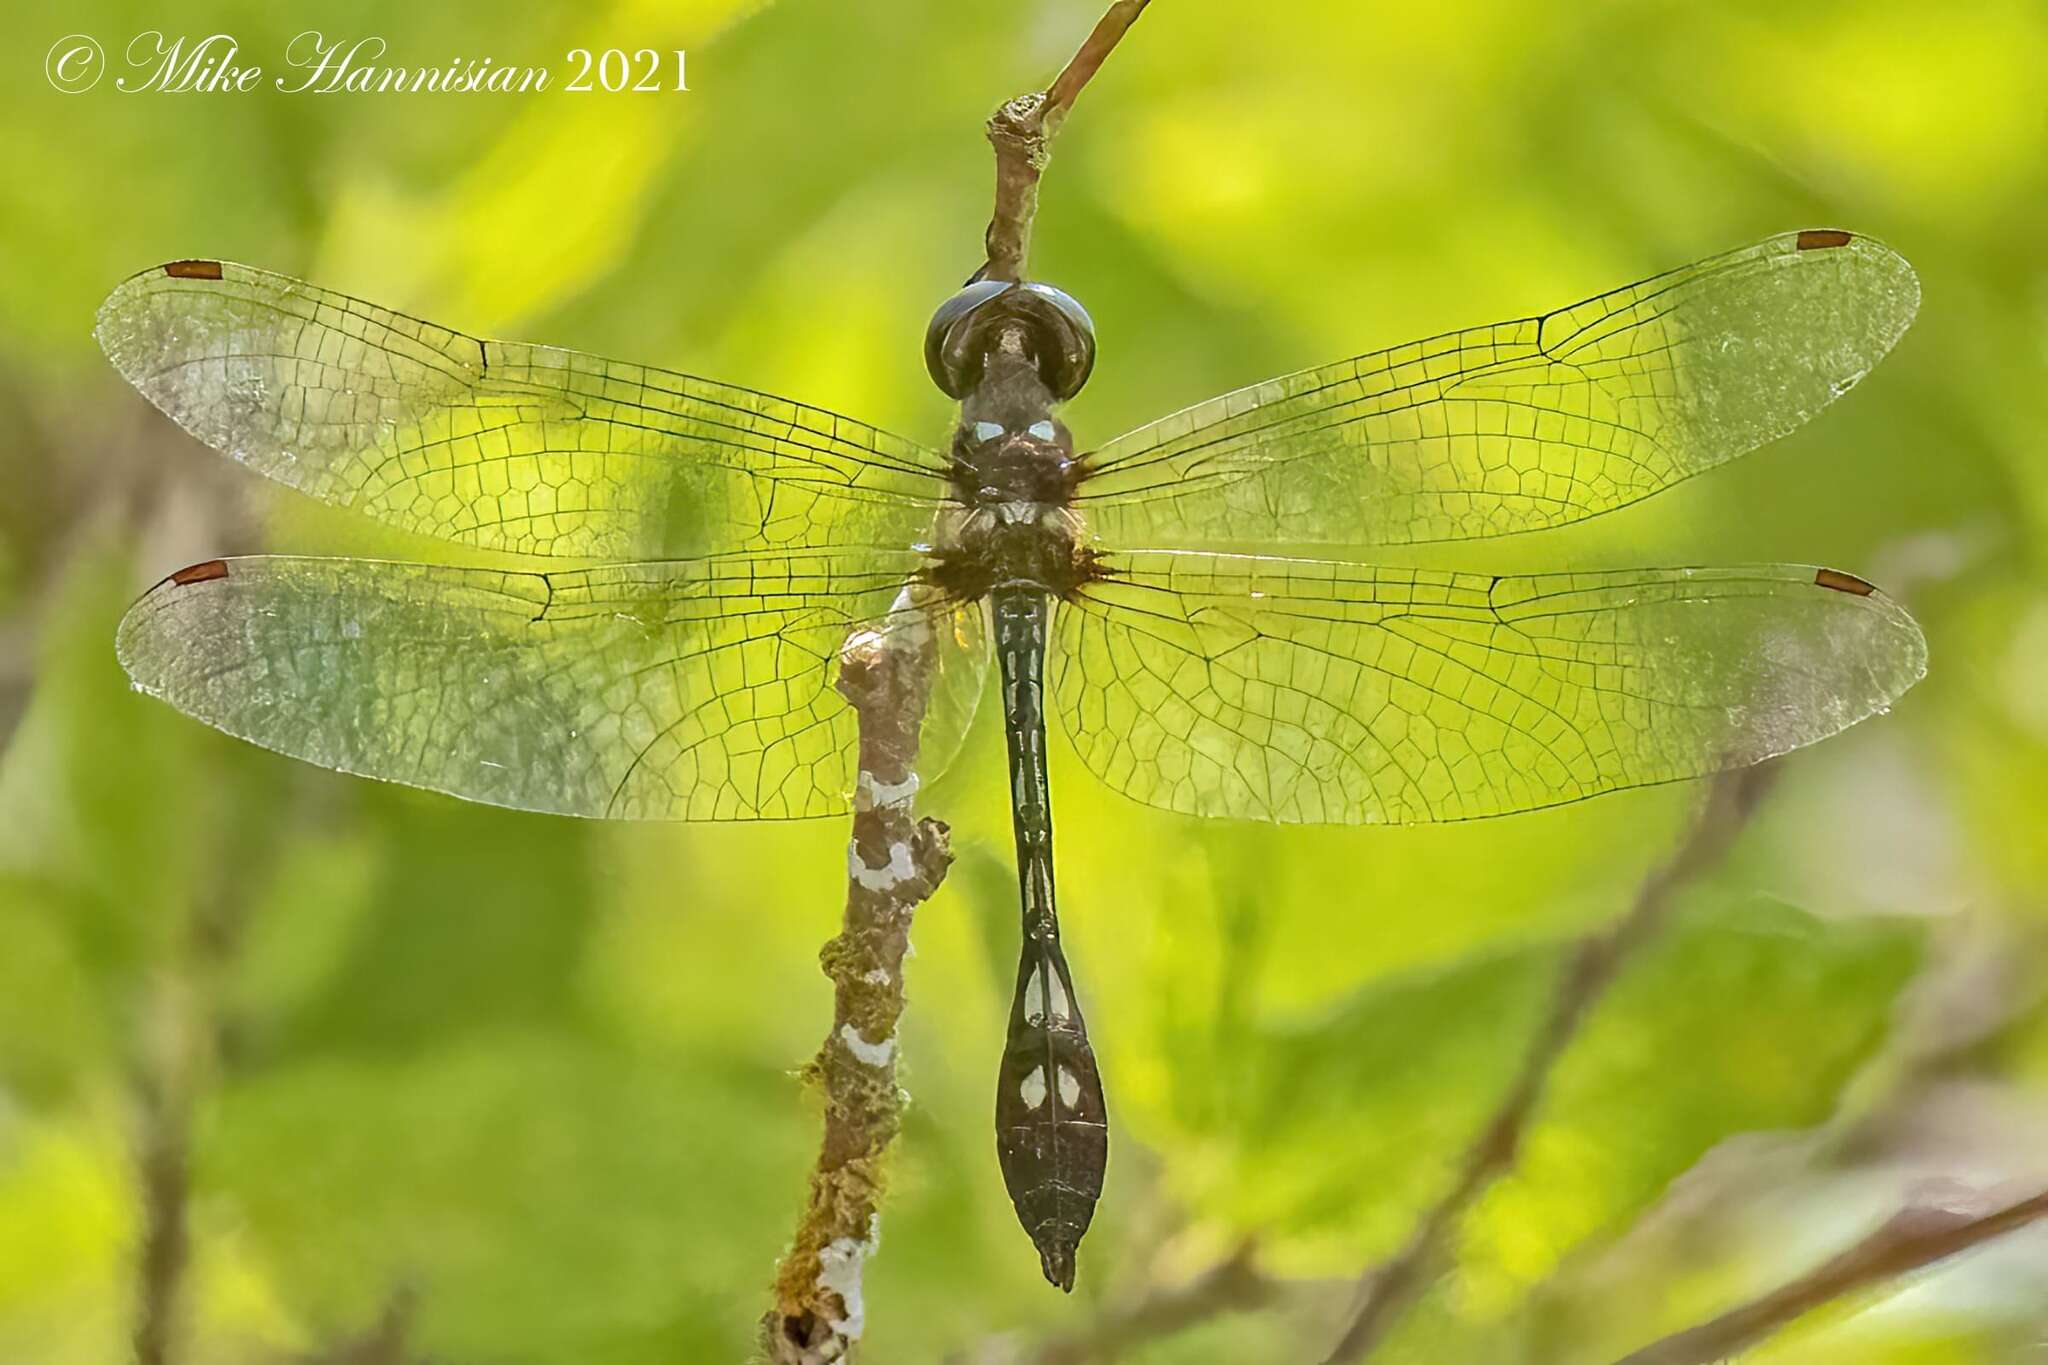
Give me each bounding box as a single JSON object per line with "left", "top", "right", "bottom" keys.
{"left": 925, "top": 279, "right": 1096, "bottom": 403}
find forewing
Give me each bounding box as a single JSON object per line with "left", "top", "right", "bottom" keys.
{"left": 115, "top": 550, "right": 968, "bottom": 821}
{"left": 1080, "top": 232, "right": 1917, "bottom": 549}
{"left": 97, "top": 262, "right": 948, "bottom": 558}
{"left": 1050, "top": 554, "right": 1925, "bottom": 824}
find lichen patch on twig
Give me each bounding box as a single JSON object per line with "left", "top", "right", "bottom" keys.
{"left": 838, "top": 1023, "right": 898, "bottom": 1069}
{"left": 816, "top": 1216, "right": 882, "bottom": 1342}
{"left": 847, "top": 838, "right": 918, "bottom": 892}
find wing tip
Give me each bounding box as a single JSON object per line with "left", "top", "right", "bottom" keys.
{"left": 94, "top": 259, "right": 238, "bottom": 374}
{"left": 1801, "top": 226, "right": 1919, "bottom": 322}
{"left": 1772, "top": 227, "right": 1921, "bottom": 374}
{"left": 116, "top": 559, "right": 235, "bottom": 683}
{"left": 1810, "top": 564, "right": 1930, "bottom": 701}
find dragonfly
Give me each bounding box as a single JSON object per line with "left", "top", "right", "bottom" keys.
{"left": 101, "top": 229, "right": 1925, "bottom": 1291}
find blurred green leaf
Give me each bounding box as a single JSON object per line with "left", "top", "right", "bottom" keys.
{"left": 205, "top": 1033, "right": 813, "bottom": 1361}
{"left": 1150, "top": 897, "right": 1920, "bottom": 1293}
{"left": 265, "top": 795, "right": 598, "bottom": 1059}
{"left": 0, "top": 0, "right": 2039, "bottom": 1358}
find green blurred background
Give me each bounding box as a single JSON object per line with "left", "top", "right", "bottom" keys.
{"left": 3, "top": 0, "right": 2046, "bottom": 1361}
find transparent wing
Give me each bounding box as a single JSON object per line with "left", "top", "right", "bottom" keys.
{"left": 116, "top": 550, "right": 988, "bottom": 821}
{"left": 921, "top": 596, "right": 992, "bottom": 786}
{"left": 1049, "top": 554, "right": 1925, "bottom": 824}
{"left": 96, "top": 261, "right": 949, "bottom": 559}
{"left": 1079, "top": 231, "right": 1918, "bottom": 549}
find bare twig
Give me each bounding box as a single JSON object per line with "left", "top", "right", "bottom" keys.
{"left": 998, "top": 1241, "right": 1275, "bottom": 1365}
{"left": 1614, "top": 1186, "right": 2048, "bottom": 1364}
{"left": 293, "top": 1284, "right": 419, "bottom": 1365}
{"left": 1321, "top": 764, "right": 1782, "bottom": 1364}
{"left": 131, "top": 976, "right": 194, "bottom": 1365}
{"left": 981, "top": 0, "right": 1151, "bottom": 281}
{"left": 764, "top": 603, "right": 954, "bottom": 1365}
{"left": 132, "top": 792, "right": 273, "bottom": 1365}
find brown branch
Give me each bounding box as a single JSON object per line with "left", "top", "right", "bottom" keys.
{"left": 1614, "top": 1186, "right": 2048, "bottom": 1364}
{"left": 981, "top": 0, "right": 1151, "bottom": 281}
{"left": 764, "top": 602, "right": 954, "bottom": 1365}
{"left": 1321, "top": 763, "right": 1782, "bottom": 1364}
{"left": 131, "top": 977, "right": 194, "bottom": 1365}
{"left": 294, "top": 1283, "right": 419, "bottom": 1365}
{"left": 993, "top": 1241, "right": 1276, "bottom": 1365}
{"left": 132, "top": 795, "right": 273, "bottom": 1365}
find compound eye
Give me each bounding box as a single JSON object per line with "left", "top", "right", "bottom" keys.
{"left": 924, "top": 280, "right": 1012, "bottom": 398}
{"left": 922, "top": 279, "right": 1099, "bottom": 401}
{"left": 1011, "top": 283, "right": 1096, "bottom": 401}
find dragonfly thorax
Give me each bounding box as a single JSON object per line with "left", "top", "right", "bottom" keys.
{"left": 931, "top": 324, "right": 1101, "bottom": 601}
{"left": 925, "top": 499, "right": 1100, "bottom": 602}
{"left": 950, "top": 396, "right": 1081, "bottom": 508}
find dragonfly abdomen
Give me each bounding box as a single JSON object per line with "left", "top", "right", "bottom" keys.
{"left": 995, "top": 936, "right": 1107, "bottom": 1293}
{"left": 991, "top": 587, "right": 1108, "bottom": 1292}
